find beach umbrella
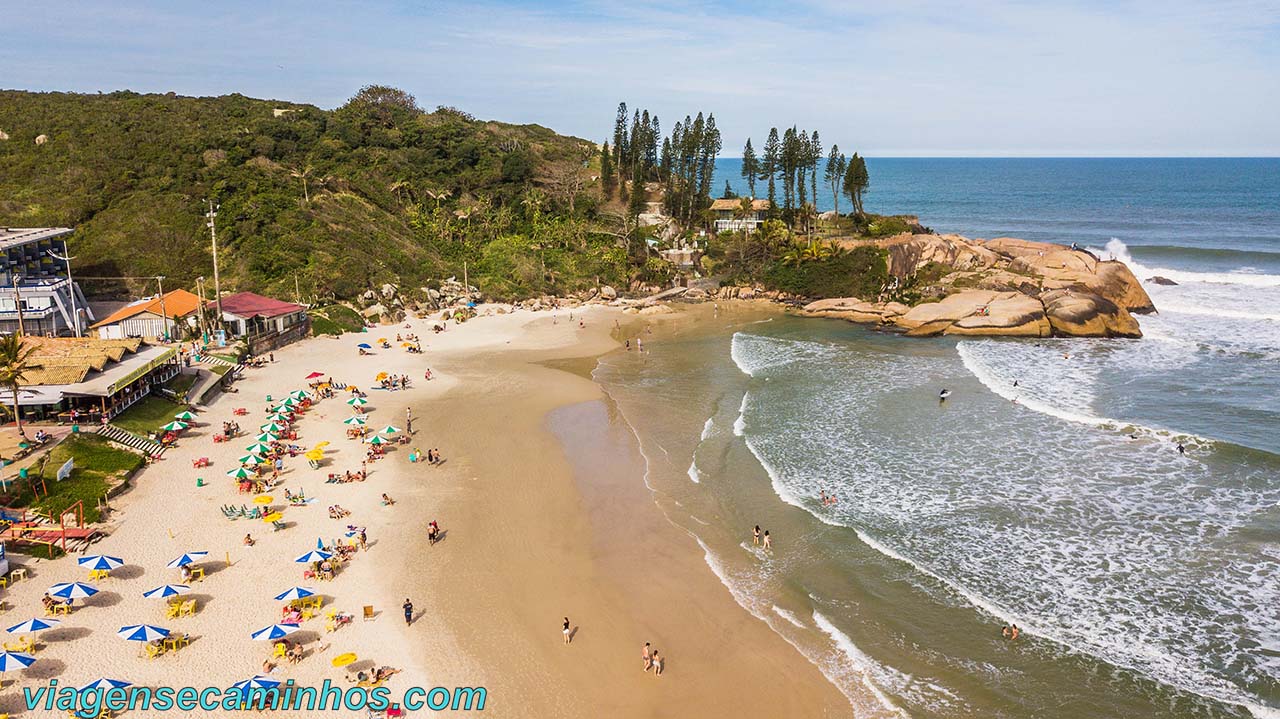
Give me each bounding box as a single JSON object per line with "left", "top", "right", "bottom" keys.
{"left": 305, "top": 371, "right": 325, "bottom": 380}
{"left": 342, "top": 416, "right": 366, "bottom": 426}
{"left": 267, "top": 410, "right": 291, "bottom": 420}
{"left": 380, "top": 425, "right": 401, "bottom": 435}
{"left": 295, "top": 550, "right": 331, "bottom": 564}
{"left": 377, "top": 338, "right": 387, "bottom": 343}
{"left": 166, "top": 552, "right": 208, "bottom": 569}
{"left": 356, "top": 343, "right": 372, "bottom": 349}
{"left": 0, "top": 652, "right": 35, "bottom": 672}
{"left": 273, "top": 587, "right": 316, "bottom": 602}
{"left": 313, "top": 441, "right": 331, "bottom": 450}
{"left": 260, "top": 422, "right": 284, "bottom": 433}
{"left": 250, "top": 623, "right": 300, "bottom": 641}
{"left": 142, "top": 584, "right": 190, "bottom": 599}
{"left": 290, "top": 390, "right": 309, "bottom": 400}
{"left": 346, "top": 397, "right": 368, "bottom": 407}
{"left": 244, "top": 442, "right": 272, "bottom": 454}
{"left": 6, "top": 618, "right": 60, "bottom": 634}
{"left": 304, "top": 449, "right": 324, "bottom": 461}
{"left": 238, "top": 454, "right": 263, "bottom": 466}
{"left": 254, "top": 495, "right": 274, "bottom": 505}
{"left": 261, "top": 512, "right": 283, "bottom": 523}
{"left": 160, "top": 421, "right": 188, "bottom": 432}
{"left": 255, "top": 432, "right": 279, "bottom": 442}
{"left": 226, "top": 467, "right": 255, "bottom": 479}
{"left": 80, "top": 678, "right": 132, "bottom": 692}
{"left": 173, "top": 411, "right": 197, "bottom": 422}
{"left": 316, "top": 537, "right": 325, "bottom": 550}
{"left": 375, "top": 372, "right": 389, "bottom": 381}
{"left": 367, "top": 435, "right": 388, "bottom": 446}
{"left": 48, "top": 582, "right": 99, "bottom": 600}
{"left": 77, "top": 555, "right": 124, "bottom": 571}
{"left": 231, "top": 675, "right": 281, "bottom": 691}
{"left": 116, "top": 625, "right": 169, "bottom": 642}
{"left": 279, "top": 397, "right": 298, "bottom": 408}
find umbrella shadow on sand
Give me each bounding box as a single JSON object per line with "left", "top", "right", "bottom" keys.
{"left": 23, "top": 657, "right": 66, "bottom": 681}
{"left": 43, "top": 626, "right": 91, "bottom": 643}
{"left": 87, "top": 591, "right": 123, "bottom": 608}
{"left": 112, "top": 565, "right": 146, "bottom": 581}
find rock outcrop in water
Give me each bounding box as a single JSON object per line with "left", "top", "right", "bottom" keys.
{"left": 801, "top": 234, "right": 1154, "bottom": 338}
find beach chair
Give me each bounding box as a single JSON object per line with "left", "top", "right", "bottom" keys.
{"left": 272, "top": 520, "right": 287, "bottom": 532}
{"left": 145, "top": 643, "right": 163, "bottom": 659}
{"left": 180, "top": 599, "right": 196, "bottom": 617}
{"left": 273, "top": 643, "right": 288, "bottom": 659}
{"left": 362, "top": 605, "right": 375, "bottom": 622}
{"left": 166, "top": 602, "right": 182, "bottom": 619}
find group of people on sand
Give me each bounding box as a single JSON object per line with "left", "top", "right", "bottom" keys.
{"left": 379, "top": 374, "right": 411, "bottom": 390}
{"left": 752, "top": 525, "right": 773, "bottom": 550}
{"left": 412, "top": 448, "right": 444, "bottom": 465}
{"left": 328, "top": 505, "right": 352, "bottom": 519}
{"left": 641, "top": 642, "right": 664, "bottom": 676}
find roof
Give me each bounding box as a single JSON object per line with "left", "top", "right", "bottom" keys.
{"left": 20, "top": 336, "right": 145, "bottom": 387}
{"left": 90, "top": 289, "right": 202, "bottom": 329}
{"left": 214, "top": 292, "right": 305, "bottom": 319}
{"left": 0, "top": 227, "right": 73, "bottom": 251}
{"left": 709, "top": 198, "right": 770, "bottom": 212}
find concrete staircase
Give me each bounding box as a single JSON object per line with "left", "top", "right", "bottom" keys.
{"left": 95, "top": 424, "right": 166, "bottom": 457}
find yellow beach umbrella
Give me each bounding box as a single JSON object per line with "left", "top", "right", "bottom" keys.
{"left": 375, "top": 372, "right": 388, "bottom": 381}
{"left": 304, "top": 450, "right": 324, "bottom": 461}
{"left": 331, "top": 652, "right": 358, "bottom": 668}
{"left": 254, "top": 496, "right": 273, "bottom": 505}
{"left": 313, "top": 441, "right": 331, "bottom": 450}
{"left": 261, "top": 512, "right": 283, "bottom": 523}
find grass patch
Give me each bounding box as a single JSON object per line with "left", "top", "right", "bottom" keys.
{"left": 7, "top": 434, "right": 144, "bottom": 523}
{"left": 111, "top": 395, "right": 181, "bottom": 436}
{"left": 209, "top": 364, "right": 232, "bottom": 377}
{"left": 309, "top": 304, "right": 365, "bottom": 336}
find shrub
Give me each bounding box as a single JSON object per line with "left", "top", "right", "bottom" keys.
{"left": 763, "top": 246, "right": 888, "bottom": 299}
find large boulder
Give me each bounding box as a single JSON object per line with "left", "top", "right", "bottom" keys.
{"left": 945, "top": 293, "right": 1050, "bottom": 337}
{"left": 599, "top": 285, "right": 618, "bottom": 300}
{"left": 878, "top": 234, "right": 1000, "bottom": 278}
{"left": 896, "top": 290, "right": 1007, "bottom": 330}
{"left": 802, "top": 298, "right": 893, "bottom": 324}
{"left": 1040, "top": 289, "right": 1141, "bottom": 338}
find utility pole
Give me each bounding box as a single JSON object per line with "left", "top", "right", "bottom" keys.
{"left": 156, "top": 275, "right": 169, "bottom": 341}
{"left": 47, "top": 245, "right": 81, "bottom": 337}
{"left": 294, "top": 273, "right": 301, "bottom": 305}
{"left": 195, "top": 276, "right": 208, "bottom": 339}
{"left": 11, "top": 275, "right": 25, "bottom": 337}
{"left": 205, "top": 200, "right": 223, "bottom": 333}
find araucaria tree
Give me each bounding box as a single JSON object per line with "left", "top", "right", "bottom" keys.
{"left": 844, "top": 153, "right": 870, "bottom": 215}
{"left": 741, "top": 138, "right": 759, "bottom": 198}
{"left": 762, "top": 128, "right": 780, "bottom": 215}
{"left": 825, "top": 144, "right": 846, "bottom": 216}
{"left": 600, "top": 142, "right": 615, "bottom": 200}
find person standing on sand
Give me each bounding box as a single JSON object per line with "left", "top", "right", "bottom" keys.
{"left": 563, "top": 617, "right": 572, "bottom": 644}
{"left": 406, "top": 407, "right": 413, "bottom": 434}
{"left": 753, "top": 525, "right": 761, "bottom": 546}
{"left": 652, "top": 650, "right": 663, "bottom": 677}
{"left": 642, "top": 642, "right": 652, "bottom": 671}
{"left": 763, "top": 530, "right": 772, "bottom": 551}
{"left": 403, "top": 598, "right": 414, "bottom": 625}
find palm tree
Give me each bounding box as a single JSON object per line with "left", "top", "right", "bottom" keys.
{"left": 0, "top": 335, "right": 37, "bottom": 439}
{"left": 290, "top": 165, "right": 315, "bottom": 204}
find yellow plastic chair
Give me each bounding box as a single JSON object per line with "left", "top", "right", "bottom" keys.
{"left": 272, "top": 643, "right": 287, "bottom": 659}
{"left": 145, "top": 643, "right": 163, "bottom": 659}
{"left": 165, "top": 602, "right": 181, "bottom": 619}
{"left": 190, "top": 567, "right": 205, "bottom": 582}
{"left": 180, "top": 600, "right": 196, "bottom": 617}
{"left": 53, "top": 603, "right": 71, "bottom": 616}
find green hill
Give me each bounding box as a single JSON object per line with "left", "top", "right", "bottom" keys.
{"left": 0, "top": 87, "right": 616, "bottom": 301}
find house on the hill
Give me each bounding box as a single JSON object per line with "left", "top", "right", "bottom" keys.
{"left": 212, "top": 292, "right": 309, "bottom": 355}
{"left": 91, "top": 289, "right": 202, "bottom": 340}
{"left": 710, "top": 198, "right": 771, "bottom": 233}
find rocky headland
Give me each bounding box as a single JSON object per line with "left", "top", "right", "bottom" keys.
{"left": 800, "top": 234, "right": 1155, "bottom": 338}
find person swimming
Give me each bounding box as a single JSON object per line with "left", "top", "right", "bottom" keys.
{"left": 939, "top": 389, "right": 952, "bottom": 402}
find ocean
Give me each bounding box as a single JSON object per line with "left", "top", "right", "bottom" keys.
{"left": 592, "top": 159, "right": 1279, "bottom": 717}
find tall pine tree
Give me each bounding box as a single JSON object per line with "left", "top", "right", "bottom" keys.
{"left": 741, "top": 138, "right": 759, "bottom": 198}
{"left": 601, "top": 141, "right": 615, "bottom": 200}
{"left": 824, "top": 144, "right": 845, "bottom": 216}
{"left": 762, "top": 128, "right": 780, "bottom": 217}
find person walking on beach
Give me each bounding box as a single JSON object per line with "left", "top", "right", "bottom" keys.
{"left": 358, "top": 529, "right": 368, "bottom": 551}
{"left": 652, "top": 650, "right": 663, "bottom": 677}
{"left": 406, "top": 407, "right": 413, "bottom": 434}
{"left": 403, "top": 598, "right": 414, "bottom": 625}
{"left": 563, "top": 617, "right": 572, "bottom": 644}
{"left": 763, "top": 530, "right": 772, "bottom": 551}
{"left": 642, "top": 642, "right": 653, "bottom": 671}
{"left": 753, "top": 525, "right": 761, "bottom": 546}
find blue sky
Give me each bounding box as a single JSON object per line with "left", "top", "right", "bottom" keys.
{"left": 4, "top": 0, "right": 1279, "bottom": 155}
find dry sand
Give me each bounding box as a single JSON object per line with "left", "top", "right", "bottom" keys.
{"left": 0, "top": 305, "right": 846, "bottom": 717}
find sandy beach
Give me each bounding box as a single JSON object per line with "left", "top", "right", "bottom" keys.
{"left": 0, "top": 304, "right": 846, "bottom": 718}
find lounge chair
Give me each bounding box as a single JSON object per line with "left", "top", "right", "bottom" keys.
{"left": 271, "top": 520, "right": 287, "bottom": 532}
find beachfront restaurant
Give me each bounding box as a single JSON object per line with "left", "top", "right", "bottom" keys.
{"left": 12, "top": 337, "right": 181, "bottom": 424}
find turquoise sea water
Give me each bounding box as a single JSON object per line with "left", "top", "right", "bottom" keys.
{"left": 596, "top": 159, "right": 1279, "bottom": 717}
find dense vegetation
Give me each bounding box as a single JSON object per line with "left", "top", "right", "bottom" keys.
{"left": 0, "top": 87, "right": 633, "bottom": 301}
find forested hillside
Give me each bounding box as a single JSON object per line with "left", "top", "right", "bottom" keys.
{"left": 0, "top": 87, "right": 621, "bottom": 300}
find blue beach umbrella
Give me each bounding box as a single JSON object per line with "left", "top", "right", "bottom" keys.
{"left": 80, "top": 678, "right": 132, "bottom": 692}
{"left": 116, "top": 625, "right": 169, "bottom": 642}
{"left": 273, "top": 587, "right": 315, "bottom": 602}
{"left": 356, "top": 343, "right": 372, "bottom": 349}
{"left": 5, "top": 618, "right": 60, "bottom": 634}
{"left": 0, "top": 651, "right": 36, "bottom": 672}
{"left": 232, "top": 675, "right": 281, "bottom": 691}
{"left": 166, "top": 552, "right": 208, "bottom": 568}
{"left": 77, "top": 555, "right": 125, "bottom": 571}
{"left": 48, "top": 582, "right": 99, "bottom": 600}
{"left": 294, "top": 550, "right": 331, "bottom": 564}
{"left": 250, "top": 623, "right": 300, "bottom": 641}
{"left": 142, "top": 584, "right": 191, "bottom": 599}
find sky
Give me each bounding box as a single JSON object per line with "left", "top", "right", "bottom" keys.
{"left": 4, "top": 0, "right": 1279, "bottom": 156}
